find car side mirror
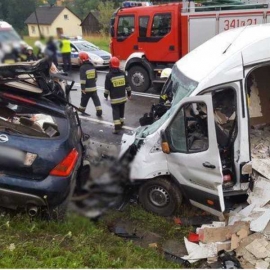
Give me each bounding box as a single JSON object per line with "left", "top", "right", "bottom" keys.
{"left": 161, "top": 130, "right": 170, "bottom": 154}
{"left": 71, "top": 48, "right": 76, "bottom": 53}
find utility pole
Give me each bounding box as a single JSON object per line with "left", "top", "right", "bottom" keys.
{"left": 34, "top": 0, "right": 42, "bottom": 38}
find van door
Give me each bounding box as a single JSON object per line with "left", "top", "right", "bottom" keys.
{"left": 164, "top": 95, "right": 225, "bottom": 216}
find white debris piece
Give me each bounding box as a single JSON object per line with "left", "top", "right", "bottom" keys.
{"left": 252, "top": 159, "right": 270, "bottom": 180}
{"left": 250, "top": 209, "right": 270, "bottom": 232}
{"left": 181, "top": 237, "right": 218, "bottom": 263}
{"left": 247, "top": 176, "right": 270, "bottom": 207}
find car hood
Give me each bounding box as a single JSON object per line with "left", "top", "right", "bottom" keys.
{"left": 86, "top": 50, "right": 111, "bottom": 57}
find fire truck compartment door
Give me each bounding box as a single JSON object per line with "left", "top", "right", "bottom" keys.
{"left": 165, "top": 95, "right": 225, "bottom": 217}
{"left": 189, "top": 16, "right": 216, "bottom": 51}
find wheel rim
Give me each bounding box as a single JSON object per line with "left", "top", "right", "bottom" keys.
{"left": 131, "top": 72, "right": 145, "bottom": 87}
{"left": 149, "top": 186, "right": 170, "bottom": 207}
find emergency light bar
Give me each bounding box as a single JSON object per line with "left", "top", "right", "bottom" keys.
{"left": 122, "top": 1, "right": 153, "bottom": 7}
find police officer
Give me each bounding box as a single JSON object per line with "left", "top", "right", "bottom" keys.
{"left": 59, "top": 35, "right": 71, "bottom": 72}
{"left": 79, "top": 52, "right": 102, "bottom": 117}
{"left": 104, "top": 56, "right": 131, "bottom": 134}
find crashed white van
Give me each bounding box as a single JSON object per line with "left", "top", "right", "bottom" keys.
{"left": 120, "top": 23, "right": 270, "bottom": 217}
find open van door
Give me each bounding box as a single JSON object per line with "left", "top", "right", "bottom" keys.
{"left": 163, "top": 95, "right": 225, "bottom": 217}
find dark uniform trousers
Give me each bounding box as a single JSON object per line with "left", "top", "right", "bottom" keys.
{"left": 112, "top": 103, "right": 125, "bottom": 131}
{"left": 80, "top": 91, "right": 102, "bottom": 115}
{"left": 79, "top": 61, "right": 102, "bottom": 116}
{"left": 62, "top": 52, "right": 71, "bottom": 72}
{"left": 104, "top": 69, "right": 131, "bottom": 132}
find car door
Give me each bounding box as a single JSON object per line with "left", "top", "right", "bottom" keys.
{"left": 164, "top": 95, "right": 225, "bottom": 217}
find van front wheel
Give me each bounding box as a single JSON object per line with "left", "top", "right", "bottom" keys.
{"left": 139, "top": 178, "right": 182, "bottom": 216}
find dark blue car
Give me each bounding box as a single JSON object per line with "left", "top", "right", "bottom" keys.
{"left": 0, "top": 59, "right": 89, "bottom": 220}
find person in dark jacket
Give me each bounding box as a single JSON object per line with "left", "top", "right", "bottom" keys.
{"left": 79, "top": 51, "right": 102, "bottom": 116}
{"left": 104, "top": 56, "right": 131, "bottom": 134}
{"left": 46, "top": 36, "right": 58, "bottom": 67}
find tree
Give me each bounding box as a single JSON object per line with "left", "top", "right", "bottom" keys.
{"left": 0, "top": 0, "right": 42, "bottom": 35}
{"left": 97, "top": 1, "right": 115, "bottom": 36}
{"left": 63, "top": 0, "right": 99, "bottom": 19}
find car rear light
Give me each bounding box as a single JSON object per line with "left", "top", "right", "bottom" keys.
{"left": 49, "top": 148, "right": 79, "bottom": 177}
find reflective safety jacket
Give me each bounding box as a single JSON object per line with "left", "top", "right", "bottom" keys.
{"left": 104, "top": 68, "right": 131, "bottom": 104}
{"left": 60, "top": 39, "right": 71, "bottom": 53}
{"left": 80, "top": 61, "right": 97, "bottom": 92}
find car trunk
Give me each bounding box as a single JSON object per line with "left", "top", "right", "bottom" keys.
{"left": 0, "top": 95, "right": 72, "bottom": 180}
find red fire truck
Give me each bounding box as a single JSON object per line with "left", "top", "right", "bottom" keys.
{"left": 110, "top": 1, "right": 270, "bottom": 92}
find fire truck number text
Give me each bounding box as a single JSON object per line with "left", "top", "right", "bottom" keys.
{"left": 223, "top": 18, "right": 257, "bottom": 30}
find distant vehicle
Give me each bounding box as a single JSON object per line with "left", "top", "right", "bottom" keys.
{"left": 0, "top": 21, "right": 21, "bottom": 43}
{"left": 57, "top": 38, "right": 112, "bottom": 68}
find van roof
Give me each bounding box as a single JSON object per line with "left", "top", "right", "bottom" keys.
{"left": 176, "top": 24, "right": 270, "bottom": 88}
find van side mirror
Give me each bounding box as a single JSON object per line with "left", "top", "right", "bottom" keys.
{"left": 161, "top": 130, "right": 170, "bottom": 154}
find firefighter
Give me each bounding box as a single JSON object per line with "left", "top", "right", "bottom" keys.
{"left": 59, "top": 35, "right": 71, "bottom": 72}
{"left": 26, "top": 46, "right": 37, "bottom": 62}
{"left": 104, "top": 56, "right": 131, "bottom": 134}
{"left": 78, "top": 51, "right": 102, "bottom": 117}
{"left": 159, "top": 68, "right": 172, "bottom": 104}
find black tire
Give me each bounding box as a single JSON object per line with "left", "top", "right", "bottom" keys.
{"left": 139, "top": 178, "right": 183, "bottom": 216}
{"left": 128, "top": 65, "right": 150, "bottom": 92}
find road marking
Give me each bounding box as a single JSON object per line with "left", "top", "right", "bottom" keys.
{"left": 74, "top": 83, "right": 159, "bottom": 99}
{"left": 97, "top": 70, "right": 109, "bottom": 74}
{"left": 79, "top": 115, "right": 135, "bottom": 131}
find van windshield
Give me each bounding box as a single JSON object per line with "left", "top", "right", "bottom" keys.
{"left": 0, "top": 29, "right": 21, "bottom": 43}
{"left": 138, "top": 65, "right": 198, "bottom": 138}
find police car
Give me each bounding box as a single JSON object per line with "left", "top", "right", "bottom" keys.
{"left": 57, "top": 37, "right": 112, "bottom": 68}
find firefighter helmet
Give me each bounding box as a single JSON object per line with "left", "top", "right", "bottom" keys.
{"left": 79, "top": 52, "right": 90, "bottom": 62}
{"left": 160, "top": 68, "right": 172, "bottom": 79}
{"left": 110, "top": 56, "right": 120, "bottom": 68}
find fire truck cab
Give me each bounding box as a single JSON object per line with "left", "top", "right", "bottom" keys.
{"left": 110, "top": 1, "right": 270, "bottom": 92}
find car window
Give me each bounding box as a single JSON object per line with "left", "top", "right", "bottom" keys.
{"left": 151, "top": 13, "right": 171, "bottom": 37}
{"left": 117, "top": 15, "right": 135, "bottom": 37}
{"left": 0, "top": 29, "right": 21, "bottom": 43}
{"left": 75, "top": 42, "right": 99, "bottom": 52}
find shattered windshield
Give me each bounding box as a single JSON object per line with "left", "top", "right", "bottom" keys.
{"left": 0, "top": 29, "right": 21, "bottom": 43}
{"left": 75, "top": 42, "right": 99, "bottom": 52}
{"left": 137, "top": 65, "right": 198, "bottom": 139}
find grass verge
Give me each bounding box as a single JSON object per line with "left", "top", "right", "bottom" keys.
{"left": 0, "top": 204, "right": 194, "bottom": 268}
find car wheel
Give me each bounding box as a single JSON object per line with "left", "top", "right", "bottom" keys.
{"left": 139, "top": 178, "right": 183, "bottom": 216}
{"left": 128, "top": 66, "right": 150, "bottom": 92}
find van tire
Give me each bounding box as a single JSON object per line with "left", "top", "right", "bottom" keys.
{"left": 139, "top": 178, "right": 182, "bottom": 216}
{"left": 128, "top": 65, "right": 150, "bottom": 92}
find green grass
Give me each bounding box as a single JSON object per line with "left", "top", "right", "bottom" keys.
{"left": 23, "top": 35, "right": 111, "bottom": 53}
{"left": 0, "top": 204, "right": 194, "bottom": 268}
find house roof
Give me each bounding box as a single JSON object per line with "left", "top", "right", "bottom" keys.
{"left": 80, "top": 11, "right": 100, "bottom": 26}
{"left": 25, "top": 6, "right": 79, "bottom": 25}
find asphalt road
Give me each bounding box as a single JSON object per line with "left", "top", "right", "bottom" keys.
{"left": 68, "top": 68, "right": 160, "bottom": 147}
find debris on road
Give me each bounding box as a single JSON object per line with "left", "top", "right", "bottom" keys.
{"left": 179, "top": 166, "right": 270, "bottom": 268}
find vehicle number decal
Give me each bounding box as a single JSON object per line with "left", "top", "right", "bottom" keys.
{"left": 223, "top": 18, "right": 258, "bottom": 31}
{"left": 111, "top": 78, "right": 125, "bottom": 87}
{"left": 86, "top": 70, "right": 95, "bottom": 79}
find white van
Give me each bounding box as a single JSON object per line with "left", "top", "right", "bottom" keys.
{"left": 120, "top": 23, "right": 270, "bottom": 217}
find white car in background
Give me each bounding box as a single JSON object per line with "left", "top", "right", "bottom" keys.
{"left": 57, "top": 38, "right": 112, "bottom": 68}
